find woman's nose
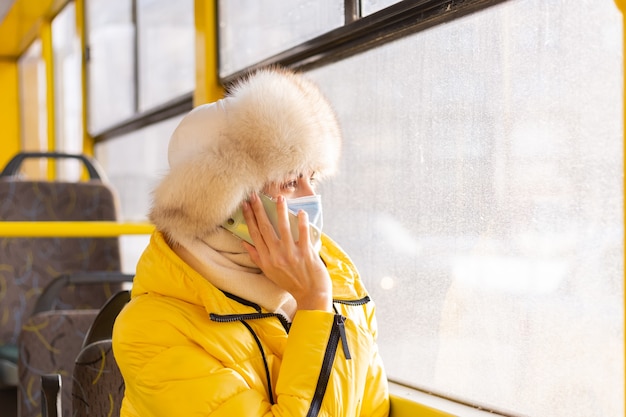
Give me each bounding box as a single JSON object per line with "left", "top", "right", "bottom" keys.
{"left": 295, "top": 178, "right": 316, "bottom": 198}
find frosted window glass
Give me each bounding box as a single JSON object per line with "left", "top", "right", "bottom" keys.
{"left": 52, "top": 3, "right": 83, "bottom": 180}
{"left": 218, "top": 0, "right": 344, "bottom": 78}
{"left": 95, "top": 115, "right": 182, "bottom": 273}
{"left": 361, "top": 0, "right": 404, "bottom": 16}
{"left": 137, "top": 0, "right": 195, "bottom": 111}
{"left": 18, "top": 40, "right": 48, "bottom": 179}
{"left": 85, "top": 0, "right": 135, "bottom": 134}
{"left": 308, "top": 1, "right": 623, "bottom": 416}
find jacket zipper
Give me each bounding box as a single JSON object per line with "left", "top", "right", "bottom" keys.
{"left": 305, "top": 313, "right": 352, "bottom": 417}
{"left": 305, "top": 296, "right": 370, "bottom": 416}
{"left": 333, "top": 295, "right": 370, "bottom": 306}
{"left": 210, "top": 311, "right": 291, "bottom": 332}
{"left": 211, "top": 294, "right": 371, "bottom": 414}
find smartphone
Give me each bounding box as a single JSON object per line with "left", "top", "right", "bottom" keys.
{"left": 222, "top": 193, "right": 321, "bottom": 247}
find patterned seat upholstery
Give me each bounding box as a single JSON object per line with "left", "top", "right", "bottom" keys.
{"left": 0, "top": 152, "right": 126, "bottom": 417}
{"left": 72, "top": 291, "right": 130, "bottom": 417}
{"left": 38, "top": 291, "right": 130, "bottom": 417}
{"left": 72, "top": 340, "right": 124, "bottom": 417}
{"left": 18, "top": 310, "right": 99, "bottom": 417}
{"left": 18, "top": 274, "right": 132, "bottom": 417}
{"left": 0, "top": 180, "right": 122, "bottom": 348}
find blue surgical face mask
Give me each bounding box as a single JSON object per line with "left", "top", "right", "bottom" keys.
{"left": 286, "top": 194, "right": 323, "bottom": 248}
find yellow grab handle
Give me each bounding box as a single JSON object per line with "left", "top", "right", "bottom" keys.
{"left": 0, "top": 221, "right": 155, "bottom": 237}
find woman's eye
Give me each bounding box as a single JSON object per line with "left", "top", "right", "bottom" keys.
{"left": 282, "top": 180, "right": 298, "bottom": 190}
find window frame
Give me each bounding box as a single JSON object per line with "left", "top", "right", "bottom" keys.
{"left": 89, "top": 0, "right": 507, "bottom": 144}
{"left": 85, "top": 0, "right": 195, "bottom": 142}
{"left": 217, "top": 0, "right": 507, "bottom": 84}
{"left": 83, "top": 0, "right": 624, "bottom": 415}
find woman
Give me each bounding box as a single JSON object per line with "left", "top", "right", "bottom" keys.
{"left": 112, "top": 67, "right": 390, "bottom": 416}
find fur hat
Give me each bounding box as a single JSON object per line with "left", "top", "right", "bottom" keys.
{"left": 150, "top": 67, "right": 342, "bottom": 244}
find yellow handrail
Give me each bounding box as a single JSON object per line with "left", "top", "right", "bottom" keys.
{"left": 0, "top": 221, "right": 155, "bottom": 237}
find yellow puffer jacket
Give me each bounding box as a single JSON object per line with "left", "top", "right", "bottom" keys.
{"left": 113, "top": 232, "right": 390, "bottom": 417}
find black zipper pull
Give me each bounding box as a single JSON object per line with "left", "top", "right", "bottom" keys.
{"left": 335, "top": 314, "right": 351, "bottom": 360}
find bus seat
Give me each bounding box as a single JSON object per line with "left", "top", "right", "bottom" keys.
{"left": 72, "top": 290, "right": 129, "bottom": 417}
{"left": 72, "top": 340, "right": 123, "bottom": 417}
{"left": 79, "top": 289, "right": 131, "bottom": 350}
{"left": 19, "top": 311, "right": 99, "bottom": 417}
{"left": 40, "top": 290, "right": 130, "bottom": 417}
{"left": 18, "top": 275, "right": 132, "bottom": 417}
{"left": 0, "top": 152, "right": 125, "bottom": 415}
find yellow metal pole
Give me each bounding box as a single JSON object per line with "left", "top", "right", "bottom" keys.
{"left": 0, "top": 221, "right": 154, "bottom": 237}
{"left": 193, "top": 0, "right": 224, "bottom": 106}
{"left": 0, "top": 61, "right": 20, "bottom": 168}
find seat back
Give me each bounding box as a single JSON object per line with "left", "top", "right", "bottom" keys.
{"left": 0, "top": 152, "right": 126, "bottom": 417}
{"left": 72, "top": 290, "right": 130, "bottom": 417}
{"left": 36, "top": 290, "right": 131, "bottom": 417}
{"left": 19, "top": 310, "right": 99, "bottom": 417}
{"left": 18, "top": 276, "right": 132, "bottom": 417}
{"left": 0, "top": 153, "right": 122, "bottom": 349}
{"left": 81, "top": 290, "right": 131, "bottom": 349}
{"left": 72, "top": 340, "right": 124, "bottom": 417}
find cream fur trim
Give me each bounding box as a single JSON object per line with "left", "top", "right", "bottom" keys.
{"left": 150, "top": 67, "right": 342, "bottom": 245}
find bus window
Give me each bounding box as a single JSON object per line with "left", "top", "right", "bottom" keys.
{"left": 218, "top": 0, "right": 344, "bottom": 78}
{"left": 307, "top": 0, "right": 623, "bottom": 416}
{"left": 94, "top": 115, "right": 181, "bottom": 272}
{"left": 52, "top": 3, "right": 83, "bottom": 181}
{"left": 18, "top": 40, "right": 47, "bottom": 180}
{"left": 85, "top": 0, "right": 135, "bottom": 134}
{"left": 136, "top": 0, "right": 194, "bottom": 112}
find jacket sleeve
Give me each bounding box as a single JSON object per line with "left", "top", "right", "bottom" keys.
{"left": 113, "top": 301, "right": 389, "bottom": 417}
{"left": 358, "top": 313, "right": 390, "bottom": 417}
{"left": 359, "top": 338, "right": 390, "bottom": 416}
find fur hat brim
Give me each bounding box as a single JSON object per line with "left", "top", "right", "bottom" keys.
{"left": 150, "top": 67, "right": 342, "bottom": 244}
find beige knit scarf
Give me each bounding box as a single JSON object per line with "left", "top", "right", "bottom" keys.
{"left": 172, "top": 228, "right": 298, "bottom": 321}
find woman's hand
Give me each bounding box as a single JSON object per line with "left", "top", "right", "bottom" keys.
{"left": 241, "top": 192, "right": 332, "bottom": 312}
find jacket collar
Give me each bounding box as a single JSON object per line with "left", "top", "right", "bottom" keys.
{"left": 131, "top": 231, "right": 369, "bottom": 316}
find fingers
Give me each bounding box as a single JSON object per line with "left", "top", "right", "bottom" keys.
{"left": 248, "top": 193, "right": 277, "bottom": 242}
{"left": 245, "top": 193, "right": 294, "bottom": 245}
{"left": 242, "top": 193, "right": 295, "bottom": 262}
{"left": 296, "top": 209, "right": 311, "bottom": 251}
{"left": 275, "top": 195, "right": 294, "bottom": 245}
{"left": 240, "top": 193, "right": 332, "bottom": 311}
